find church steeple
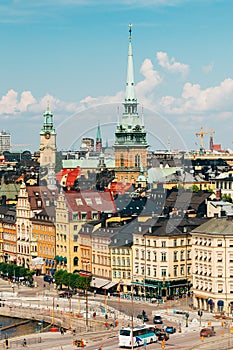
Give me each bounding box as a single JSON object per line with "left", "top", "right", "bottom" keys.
{"left": 121, "top": 23, "right": 140, "bottom": 129}
{"left": 114, "top": 24, "right": 148, "bottom": 185}
{"left": 96, "top": 122, "right": 102, "bottom": 153}
{"left": 41, "top": 102, "right": 55, "bottom": 134}
{"left": 40, "top": 102, "right": 57, "bottom": 169}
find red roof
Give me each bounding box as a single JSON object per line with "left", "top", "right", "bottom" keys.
{"left": 56, "top": 168, "right": 81, "bottom": 187}
{"left": 109, "top": 182, "right": 132, "bottom": 196}
{"left": 64, "top": 190, "right": 116, "bottom": 218}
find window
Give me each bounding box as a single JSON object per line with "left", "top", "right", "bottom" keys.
{"left": 180, "top": 250, "right": 185, "bottom": 261}
{"left": 217, "top": 240, "right": 222, "bottom": 247}
{"left": 174, "top": 266, "right": 178, "bottom": 277}
{"left": 174, "top": 251, "right": 178, "bottom": 262}
{"left": 81, "top": 212, "right": 87, "bottom": 220}
{"left": 76, "top": 198, "right": 83, "bottom": 205}
{"left": 180, "top": 265, "right": 185, "bottom": 275}
{"left": 74, "top": 246, "right": 78, "bottom": 252}
{"left": 120, "top": 154, "right": 124, "bottom": 167}
{"left": 141, "top": 250, "right": 145, "bottom": 260}
{"left": 147, "top": 251, "right": 151, "bottom": 261}
{"left": 153, "top": 240, "right": 156, "bottom": 247}
{"left": 135, "top": 154, "right": 140, "bottom": 167}
{"left": 161, "top": 241, "right": 166, "bottom": 248}
{"left": 161, "top": 269, "right": 167, "bottom": 277}
{"left": 153, "top": 268, "right": 157, "bottom": 277}
{"left": 95, "top": 197, "right": 102, "bottom": 205}
{"left": 153, "top": 252, "right": 157, "bottom": 261}
{"left": 73, "top": 213, "right": 78, "bottom": 221}
{"left": 161, "top": 252, "right": 167, "bottom": 262}
{"left": 173, "top": 239, "right": 177, "bottom": 247}
{"left": 85, "top": 198, "right": 92, "bottom": 205}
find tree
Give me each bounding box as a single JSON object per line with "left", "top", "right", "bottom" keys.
{"left": 222, "top": 194, "right": 232, "bottom": 203}
{"left": 191, "top": 184, "right": 199, "bottom": 193}
{"left": 54, "top": 269, "right": 66, "bottom": 289}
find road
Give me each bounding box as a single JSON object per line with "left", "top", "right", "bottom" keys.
{"left": 1, "top": 278, "right": 233, "bottom": 349}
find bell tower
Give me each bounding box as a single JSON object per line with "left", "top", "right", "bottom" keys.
{"left": 40, "top": 104, "right": 57, "bottom": 169}
{"left": 114, "top": 24, "right": 148, "bottom": 184}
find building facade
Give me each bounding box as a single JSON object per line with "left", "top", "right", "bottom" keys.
{"left": 191, "top": 216, "right": 233, "bottom": 313}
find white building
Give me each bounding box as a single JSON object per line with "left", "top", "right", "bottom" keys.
{"left": 0, "top": 130, "right": 11, "bottom": 153}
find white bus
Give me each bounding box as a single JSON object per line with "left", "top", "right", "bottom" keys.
{"left": 119, "top": 324, "right": 157, "bottom": 348}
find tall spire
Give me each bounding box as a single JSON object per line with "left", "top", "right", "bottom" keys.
{"left": 96, "top": 122, "right": 102, "bottom": 153}
{"left": 125, "top": 23, "right": 136, "bottom": 102}
{"left": 121, "top": 23, "right": 140, "bottom": 128}
{"left": 96, "top": 122, "right": 102, "bottom": 142}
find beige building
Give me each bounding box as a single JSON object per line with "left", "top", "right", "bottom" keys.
{"left": 191, "top": 216, "right": 233, "bottom": 313}
{"left": 132, "top": 217, "right": 194, "bottom": 298}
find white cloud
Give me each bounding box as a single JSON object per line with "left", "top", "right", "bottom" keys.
{"left": 156, "top": 51, "right": 189, "bottom": 77}
{"left": 159, "top": 78, "right": 233, "bottom": 114}
{"left": 136, "top": 58, "right": 162, "bottom": 98}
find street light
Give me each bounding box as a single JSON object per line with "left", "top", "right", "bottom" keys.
{"left": 79, "top": 263, "right": 91, "bottom": 332}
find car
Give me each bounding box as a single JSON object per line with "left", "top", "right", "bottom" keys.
{"left": 137, "top": 314, "right": 149, "bottom": 322}
{"left": 200, "top": 328, "right": 216, "bottom": 337}
{"left": 154, "top": 329, "right": 169, "bottom": 341}
{"left": 153, "top": 315, "right": 163, "bottom": 324}
{"left": 165, "top": 326, "right": 176, "bottom": 334}
{"left": 58, "top": 292, "right": 73, "bottom": 298}
{"left": 43, "top": 275, "right": 54, "bottom": 283}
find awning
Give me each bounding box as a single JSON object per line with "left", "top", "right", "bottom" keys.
{"left": 194, "top": 294, "right": 209, "bottom": 299}
{"left": 102, "top": 281, "right": 118, "bottom": 290}
{"left": 31, "top": 257, "right": 44, "bottom": 266}
{"left": 90, "top": 277, "right": 111, "bottom": 289}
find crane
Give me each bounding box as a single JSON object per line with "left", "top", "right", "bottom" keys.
{"left": 195, "top": 127, "right": 215, "bottom": 153}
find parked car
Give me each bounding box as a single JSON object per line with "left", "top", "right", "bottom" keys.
{"left": 153, "top": 315, "right": 163, "bottom": 324}
{"left": 200, "top": 328, "right": 216, "bottom": 337}
{"left": 137, "top": 313, "right": 149, "bottom": 322}
{"left": 43, "top": 275, "right": 54, "bottom": 283}
{"left": 59, "top": 292, "right": 73, "bottom": 298}
{"left": 165, "top": 326, "right": 176, "bottom": 334}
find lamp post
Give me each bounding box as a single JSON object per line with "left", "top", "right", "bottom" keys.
{"left": 79, "top": 263, "right": 91, "bottom": 332}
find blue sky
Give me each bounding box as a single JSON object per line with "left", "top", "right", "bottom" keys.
{"left": 1, "top": 0, "right": 233, "bottom": 152}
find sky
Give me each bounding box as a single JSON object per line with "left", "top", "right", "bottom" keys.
{"left": 1, "top": 0, "right": 233, "bottom": 153}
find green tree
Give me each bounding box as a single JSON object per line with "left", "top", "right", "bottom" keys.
{"left": 191, "top": 184, "right": 199, "bottom": 193}
{"left": 222, "top": 194, "right": 232, "bottom": 203}
{"left": 54, "top": 269, "right": 66, "bottom": 289}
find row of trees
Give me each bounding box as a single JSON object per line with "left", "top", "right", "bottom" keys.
{"left": 0, "top": 263, "right": 35, "bottom": 281}
{"left": 54, "top": 270, "right": 91, "bottom": 291}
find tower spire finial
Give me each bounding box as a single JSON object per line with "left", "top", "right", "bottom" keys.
{"left": 129, "top": 23, "right": 132, "bottom": 41}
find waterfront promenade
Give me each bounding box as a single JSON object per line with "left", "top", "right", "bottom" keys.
{"left": 1, "top": 278, "right": 233, "bottom": 349}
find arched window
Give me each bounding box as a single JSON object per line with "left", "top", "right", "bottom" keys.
{"left": 120, "top": 154, "right": 124, "bottom": 167}
{"left": 73, "top": 257, "right": 79, "bottom": 266}
{"left": 135, "top": 154, "right": 140, "bottom": 167}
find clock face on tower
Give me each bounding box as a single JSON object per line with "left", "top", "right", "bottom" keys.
{"left": 45, "top": 132, "right": 51, "bottom": 139}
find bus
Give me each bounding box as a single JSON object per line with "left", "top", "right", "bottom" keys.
{"left": 119, "top": 324, "right": 157, "bottom": 348}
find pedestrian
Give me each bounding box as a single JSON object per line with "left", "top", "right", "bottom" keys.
{"left": 23, "top": 338, "right": 27, "bottom": 347}
{"left": 60, "top": 327, "right": 64, "bottom": 335}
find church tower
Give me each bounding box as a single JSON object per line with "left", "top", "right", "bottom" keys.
{"left": 39, "top": 104, "right": 57, "bottom": 169}
{"left": 96, "top": 122, "right": 102, "bottom": 153}
{"left": 114, "top": 24, "right": 148, "bottom": 184}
